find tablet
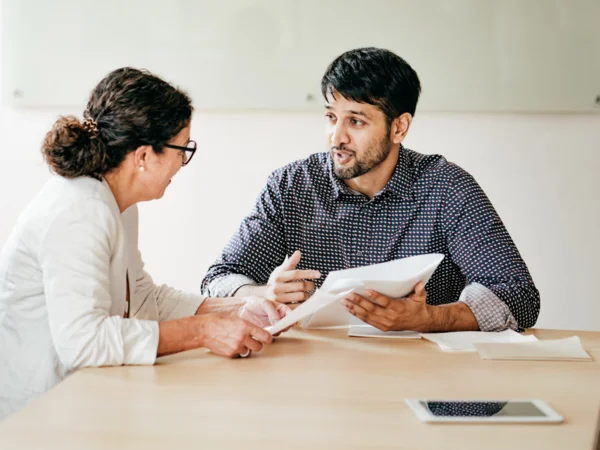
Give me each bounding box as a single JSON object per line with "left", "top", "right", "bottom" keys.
{"left": 405, "top": 399, "right": 563, "bottom": 423}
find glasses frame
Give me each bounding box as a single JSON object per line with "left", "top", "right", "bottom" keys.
{"left": 163, "top": 140, "right": 197, "bottom": 166}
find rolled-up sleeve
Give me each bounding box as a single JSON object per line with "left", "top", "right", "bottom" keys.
{"left": 459, "top": 282, "right": 518, "bottom": 331}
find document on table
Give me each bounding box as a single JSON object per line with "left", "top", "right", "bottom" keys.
{"left": 421, "top": 330, "right": 538, "bottom": 352}
{"left": 300, "top": 253, "right": 445, "bottom": 329}
{"left": 475, "top": 336, "right": 592, "bottom": 361}
{"left": 348, "top": 325, "right": 422, "bottom": 339}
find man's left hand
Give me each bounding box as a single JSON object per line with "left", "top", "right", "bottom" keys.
{"left": 341, "top": 282, "right": 430, "bottom": 332}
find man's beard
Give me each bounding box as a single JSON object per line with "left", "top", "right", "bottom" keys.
{"left": 332, "top": 138, "right": 393, "bottom": 180}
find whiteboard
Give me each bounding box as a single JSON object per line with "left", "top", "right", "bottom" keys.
{"left": 2, "top": 0, "right": 599, "bottom": 112}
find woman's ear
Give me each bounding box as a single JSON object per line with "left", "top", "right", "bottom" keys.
{"left": 390, "top": 113, "right": 413, "bottom": 145}
{"left": 133, "top": 145, "right": 152, "bottom": 171}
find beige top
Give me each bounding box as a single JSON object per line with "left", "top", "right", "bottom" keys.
{"left": 0, "top": 328, "right": 599, "bottom": 449}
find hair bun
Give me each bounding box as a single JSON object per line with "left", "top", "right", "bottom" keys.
{"left": 41, "top": 116, "right": 108, "bottom": 180}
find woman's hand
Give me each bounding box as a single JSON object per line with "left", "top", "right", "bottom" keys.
{"left": 158, "top": 313, "right": 273, "bottom": 358}
{"left": 197, "top": 314, "right": 273, "bottom": 358}
{"left": 238, "top": 296, "right": 291, "bottom": 328}
{"left": 159, "top": 297, "right": 294, "bottom": 358}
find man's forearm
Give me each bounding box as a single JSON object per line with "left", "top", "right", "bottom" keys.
{"left": 424, "top": 302, "right": 479, "bottom": 332}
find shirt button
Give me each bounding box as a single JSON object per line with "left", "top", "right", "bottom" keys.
{"left": 356, "top": 250, "right": 363, "bottom": 256}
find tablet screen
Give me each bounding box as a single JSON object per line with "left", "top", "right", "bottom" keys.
{"left": 422, "top": 401, "right": 547, "bottom": 417}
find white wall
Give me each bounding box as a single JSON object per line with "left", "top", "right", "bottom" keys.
{"left": 1, "top": 7, "right": 599, "bottom": 332}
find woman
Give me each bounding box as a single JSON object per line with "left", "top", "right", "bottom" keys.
{"left": 0, "top": 68, "right": 290, "bottom": 420}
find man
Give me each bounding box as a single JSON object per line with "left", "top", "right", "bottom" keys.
{"left": 202, "top": 47, "right": 540, "bottom": 332}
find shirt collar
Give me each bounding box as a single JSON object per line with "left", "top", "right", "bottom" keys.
{"left": 327, "top": 147, "right": 414, "bottom": 200}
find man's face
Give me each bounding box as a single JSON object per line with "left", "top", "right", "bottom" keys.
{"left": 324, "top": 90, "right": 393, "bottom": 180}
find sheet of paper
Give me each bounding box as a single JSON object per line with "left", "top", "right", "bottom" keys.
{"left": 301, "top": 253, "right": 445, "bottom": 329}
{"left": 475, "top": 336, "right": 592, "bottom": 361}
{"left": 348, "top": 325, "right": 422, "bottom": 339}
{"left": 265, "top": 288, "right": 355, "bottom": 335}
{"left": 421, "top": 330, "right": 538, "bottom": 353}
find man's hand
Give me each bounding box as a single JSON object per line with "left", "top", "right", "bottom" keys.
{"left": 265, "top": 250, "right": 321, "bottom": 304}
{"left": 341, "top": 282, "right": 430, "bottom": 332}
{"left": 341, "top": 282, "right": 479, "bottom": 332}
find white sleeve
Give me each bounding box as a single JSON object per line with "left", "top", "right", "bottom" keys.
{"left": 123, "top": 205, "right": 206, "bottom": 322}
{"left": 39, "top": 200, "right": 159, "bottom": 372}
{"left": 131, "top": 253, "right": 206, "bottom": 322}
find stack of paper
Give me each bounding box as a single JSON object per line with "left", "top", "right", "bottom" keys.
{"left": 348, "top": 325, "right": 421, "bottom": 339}
{"left": 475, "top": 336, "right": 592, "bottom": 361}
{"left": 421, "top": 330, "right": 538, "bottom": 352}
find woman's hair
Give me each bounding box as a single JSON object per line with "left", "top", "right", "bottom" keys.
{"left": 42, "top": 67, "right": 193, "bottom": 180}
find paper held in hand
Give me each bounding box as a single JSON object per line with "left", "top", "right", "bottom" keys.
{"left": 301, "top": 253, "right": 444, "bottom": 329}
{"left": 265, "top": 288, "right": 355, "bottom": 335}
{"left": 265, "top": 253, "right": 444, "bottom": 334}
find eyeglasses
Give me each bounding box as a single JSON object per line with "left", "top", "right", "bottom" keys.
{"left": 163, "top": 140, "right": 197, "bottom": 166}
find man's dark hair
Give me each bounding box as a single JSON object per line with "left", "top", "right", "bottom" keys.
{"left": 321, "top": 47, "right": 421, "bottom": 125}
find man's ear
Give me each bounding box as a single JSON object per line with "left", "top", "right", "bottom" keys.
{"left": 390, "top": 113, "right": 413, "bottom": 145}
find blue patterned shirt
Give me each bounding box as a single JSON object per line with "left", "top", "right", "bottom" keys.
{"left": 202, "top": 148, "right": 540, "bottom": 331}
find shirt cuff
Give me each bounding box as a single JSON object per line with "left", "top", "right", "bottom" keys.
{"left": 204, "top": 274, "right": 257, "bottom": 297}
{"left": 458, "top": 282, "right": 518, "bottom": 332}
{"left": 122, "top": 319, "right": 159, "bottom": 366}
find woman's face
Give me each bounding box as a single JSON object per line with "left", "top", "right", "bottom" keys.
{"left": 140, "top": 124, "right": 192, "bottom": 200}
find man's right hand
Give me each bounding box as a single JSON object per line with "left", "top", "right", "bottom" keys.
{"left": 264, "top": 250, "right": 321, "bottom": 304}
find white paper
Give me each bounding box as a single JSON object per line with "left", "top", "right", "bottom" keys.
{"left": 265, "top": 288, "right": 355, "bottom": 335}
{"left": 348, "top": 325, "right": 422, "bottom": 339}
{"left": 421, "top": 330, "right": 538, "bottom": 352}
{"left": 475, "top": 336, "right": 592, "bottom": 361}
{"left": 301, "top": 253, "right": 445, "bottom": 329}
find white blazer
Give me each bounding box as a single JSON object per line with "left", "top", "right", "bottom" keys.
{"left": 0, "top": 176, "right": 205, "bottom": 420}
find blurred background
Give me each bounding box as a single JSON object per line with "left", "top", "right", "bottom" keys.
{"left": 0, "top": 0, "right": 599, "bottom": 330}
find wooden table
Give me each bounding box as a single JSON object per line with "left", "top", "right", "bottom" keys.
{"left": 1, "top": 329, "right": 599, "bottom": 449}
